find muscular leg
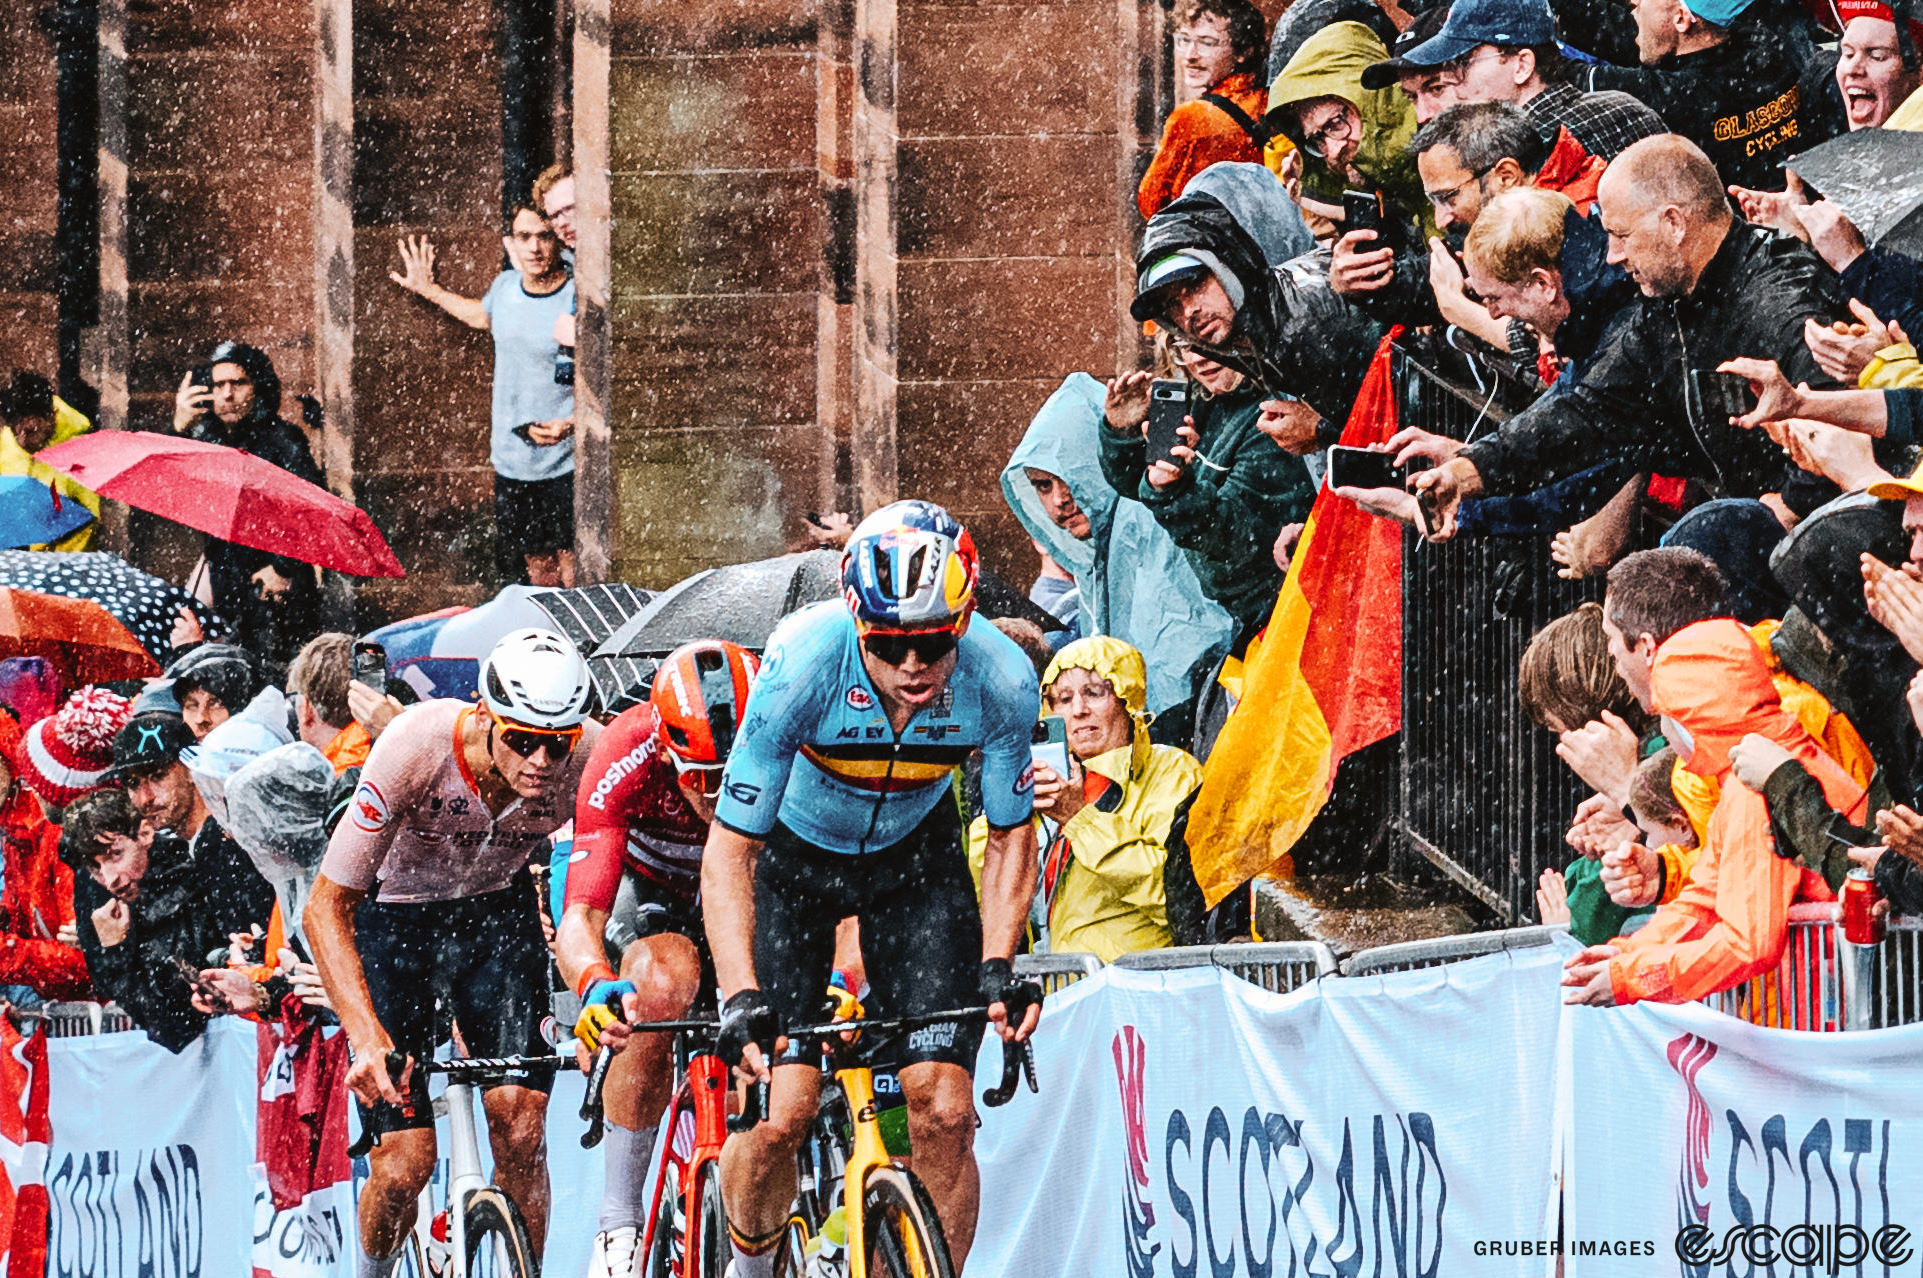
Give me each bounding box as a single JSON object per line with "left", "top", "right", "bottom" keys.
{"left": 358, "top": 1127, "right": 436, "bottom": 1264}
{"left": 897, "top": 1061, "right": 981, "bottom": 1265}
{"left": 718, "top": 1062, "right": 821, "bottom": 1269}
{"left": 597, "top": 932, "right": 703, "bottom": 1242}
{"left": 606, "top": 933, "right": 703, "bottom": 1129}
{"left": 482, "top": 1086, "right": 553, "bottom": 1254}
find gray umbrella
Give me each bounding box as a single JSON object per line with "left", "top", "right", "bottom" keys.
{"left": 596, "top": 550, "right": 1062, "bottom": 660}
{"left": 1788, "top": 129, "right": 1923, "bottom": 260}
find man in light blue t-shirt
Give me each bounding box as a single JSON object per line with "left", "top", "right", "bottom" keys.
{"left": 390, "top": 205, "right": 577, "bottom": 586}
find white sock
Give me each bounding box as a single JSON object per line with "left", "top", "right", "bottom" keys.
{"left": 599, "top": 1123, "right": 658, "bottom": 1232}
{"left": 727, "top": 1241, "right": 778, "bottom": 1278}
{"left": 356, "top": 1240, "right": 399, "bottom": 1278}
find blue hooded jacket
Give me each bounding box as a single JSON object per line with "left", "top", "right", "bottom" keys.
{"left": 1001, "top": 374, "right": 1235, "bottom": 717}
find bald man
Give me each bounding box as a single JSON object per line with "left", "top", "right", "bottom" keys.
{"left": 1396, "top": 135, "right": 1859, "bottom": 535}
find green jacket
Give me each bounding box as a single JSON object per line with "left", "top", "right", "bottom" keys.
{"left": 1265, "top": 21, "right": 1423, "bottom": 222}
{"left": 1096, "top": 383, "right": 1314, "bottom": 647}
{"left": 1563, "top": 856, "right": 1653, "bottom": 947}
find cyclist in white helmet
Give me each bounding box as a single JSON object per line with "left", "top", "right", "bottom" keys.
{"left": 306, "top": 628, "right": 602, "bottom": 1277}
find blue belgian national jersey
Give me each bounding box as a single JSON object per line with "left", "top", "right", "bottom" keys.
{"left": 715, "top": 602, "right": 1040, "bottom": 854}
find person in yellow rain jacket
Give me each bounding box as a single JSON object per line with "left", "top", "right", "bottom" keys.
{"left": 970, "top": 636, "right": 1204, "bottom": 962}
{"left": 0, "top": 372, "right": 101, "bottom": 552}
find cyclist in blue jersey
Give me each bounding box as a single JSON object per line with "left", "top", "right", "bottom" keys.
{"left": 704, "top": 500, "right": 1045, "bottom": 1278}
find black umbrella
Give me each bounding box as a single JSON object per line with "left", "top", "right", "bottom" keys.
{"left": 596, "top": 550, "right": 1062, "bottom": 659}
{"left": 1788, "top": 129, "right": 1923, "bottom": 260}
{"left": 526, "top": 582, "right": 658, "bottom": 713}
{"left": 0, "top": 550, "right": 228, "bottom": 660}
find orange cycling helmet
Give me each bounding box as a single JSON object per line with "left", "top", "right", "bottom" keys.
{"left": 649, "top": 640, "right": 760, "bottom": 765}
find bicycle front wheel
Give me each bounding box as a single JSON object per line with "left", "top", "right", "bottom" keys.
{"left": 860, "top": 1166, "right": 956, "bottom": 1278}
{"left": 693, "top": 1160, "right": 732, "bottom": 1278}
{"left": 464, "top": 1185, "right": 540, "bottom": 1278}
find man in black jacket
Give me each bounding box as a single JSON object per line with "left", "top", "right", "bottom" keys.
{"left": 64, "top": 781, "right": 277, "bottom": 1054}
{"left": 169, "top": 340, "right": 325, "bottom": 661}
{"left": 1131, "top": 171, "right": 1385, "bottom": 449}
{"left": 1582, "top": 0, "right": 1840, "bottom": 190}
{"left": 1405, "top": 135, "right": 1855, "bottom": 533}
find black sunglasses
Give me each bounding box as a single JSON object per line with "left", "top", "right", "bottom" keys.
{"left": 862, "top": 630, "right": 960, "bottom": 667}
{"left": 498, "top": 725, "right": 583, "bottom": 760}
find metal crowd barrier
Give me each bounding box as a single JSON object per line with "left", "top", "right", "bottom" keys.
{"left": 1392, "top": 344, "right": 1601, "bottom": 924}
{"left": 1014, "top": 952, "right": 1102, "bottom": 995}
{"left": 36, "top": 1001, "right": 134, "bottom": 1037}
{"left": 1342, "top": 924, "right": 1566, "bottom": 977}
{"left": 1112, "top": 941, "right": 1337, "bottom": 994}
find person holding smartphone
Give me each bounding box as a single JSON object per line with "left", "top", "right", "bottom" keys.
{"left": 969, "top": 636, "right": 1207, "bottom": 962}
{"left": 1101, "top": 339, "right": 1315, "bottom": 653}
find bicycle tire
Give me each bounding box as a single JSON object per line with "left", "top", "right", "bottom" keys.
{"left": 693, "top": 1160, "right": 731, "bottom": 1278}
{"left": 771, "top": 1217, "right": 812, "bottom": 1278}
{"left": 464, "top": 1185, "right": 541, "bottom": 1278}
{"left": 392, "top": 1232, "right": 428, "bottom": 1278}
{"left": 644, "top": 1166, "right": 682, "bottom": 1278}
{"left": 860, "top": 1166, "right": 956, "bottom": 1278}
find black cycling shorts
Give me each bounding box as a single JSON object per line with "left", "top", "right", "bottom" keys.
{"left": 606, "top": 868, "right": 716, "bottom": 1012}
{"left": 755, "top": 797, "right": 984, "bottom": 1072}
{"left": 356, "top": 870, "right": 558, "bottom": 1135}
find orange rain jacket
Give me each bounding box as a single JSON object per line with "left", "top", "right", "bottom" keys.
{"left": 1608, "top": 619, "right": 1867, "bottom": 1006}
{"left": 1137, "top": 73, "right": 1271, "bottom": 219}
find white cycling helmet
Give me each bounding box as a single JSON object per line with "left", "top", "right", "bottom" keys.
{"left": 480, "top": 628, "right": 592, "bottom": 729}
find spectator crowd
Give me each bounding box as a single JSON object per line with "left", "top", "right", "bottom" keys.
{"left": 6, "top": 0, "right": 1923, "bottom": 1103}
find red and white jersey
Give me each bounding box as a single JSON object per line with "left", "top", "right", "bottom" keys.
{"left": 565, "top": 703, "right": 708, "bottom": 911}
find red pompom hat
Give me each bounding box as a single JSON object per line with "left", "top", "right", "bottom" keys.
{"left": 19, "top": 687, "right": 134, "bottom": 806}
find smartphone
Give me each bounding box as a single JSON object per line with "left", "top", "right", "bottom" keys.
{"left": 1326, "top": 445, "right": 1403, "bottom": 492}
{"left": 512, "top": 421, "right": 538, "bottom": 444}
{"left": 1343, "top": 189, "right": 1389, "bottom": 247}
{"left": 352, "top": 639, "right": 388, "bottom": 696}
{"left": 1689, "top": 369, "right": 1758, "bottom": 422}
{"left": 190, "top": 362, "right": 214, "bottom": 391}
{"left": 1145, "top": 379, "right": 1190, "bottom": 466}
{"left": 1031, "top": 717, "right": 1070, "bottom": 779}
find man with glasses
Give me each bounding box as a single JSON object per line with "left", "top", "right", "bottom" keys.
{"left": 305, "top": 628, "right": 600, "bottom": 1278}
{"left": 1138, "top": 0, "right": 1271, "bottom": 217}
{"left": 1361, "top": 0, "right": 1664, "bottom": 157}
{"left": 553, "top": 639, "right": 758, "bottom": 1278}
{"left": 702, "top": 500, "right": 1043, "bottom": 1278}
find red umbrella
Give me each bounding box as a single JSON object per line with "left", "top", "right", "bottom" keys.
{"left": 37, "top": 432, "right": 405, "bottom": 578}
{"left": 0, "top": 588, "right": 161, "bottom": 683}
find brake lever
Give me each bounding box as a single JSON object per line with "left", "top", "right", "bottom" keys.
{"left": 347, "top": 1050, "right": 411, "bottom": 1158}
{"left": 580, "top": 1043, "right": 616, "bottom": 1148}
{"left": 727, "top": 1037, "right": 774, "bottom": 1133}
{"left": 982, "top": 1037, "right": 1036, "bottom": 1108}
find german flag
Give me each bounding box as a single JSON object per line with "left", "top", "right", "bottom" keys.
{"left": 1186, "top": 332, "right": 1404, "bottom": 906}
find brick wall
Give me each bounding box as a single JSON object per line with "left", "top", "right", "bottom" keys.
{"left": 0, "top": 7, "right": 60, "bottom": 381}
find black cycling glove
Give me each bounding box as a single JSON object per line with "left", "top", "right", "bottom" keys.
{"left": 717, "top": 989, "right": 778, "bottom": 1068}
{"left": 980, "top": 958, "right": 1043, "bottom": 1028}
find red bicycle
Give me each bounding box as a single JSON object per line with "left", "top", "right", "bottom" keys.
{"left": 581, "top": 1019, "right": 745, "bottom": 1278}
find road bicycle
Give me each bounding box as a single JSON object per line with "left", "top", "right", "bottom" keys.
{"left": 574, "top": 1018, "right": 735, "bottom": 1278}
{"left": 759, "top": 1006, "right": 1038, "bottom": 1278}
{"left": 348, "top": 1050, "right": 574, "bottom": 1278}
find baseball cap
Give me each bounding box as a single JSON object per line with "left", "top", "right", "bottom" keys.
{"left": 1129, "top": 253, "right": 1214, "bottom": 322}
{"left": 1678, "top": 0, "right": 1759, "bottom": 24}
{"left": 108, "top": 711, "right": 197, "bottom": 780}
{"left": 1868, "top": 458, "right": 1923, "bottom": 501}
{"left": 1361, "top": 7, "right": 1455, "bottom": 89}
{"left": 1380, "top": 0, "right": 1555, "bottom": 76}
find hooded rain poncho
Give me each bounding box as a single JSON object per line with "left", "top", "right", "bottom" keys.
{"left": 1002, "top": 375, "right": 1234, "bottom": 719}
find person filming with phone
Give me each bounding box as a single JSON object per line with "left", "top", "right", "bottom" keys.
{"left": 1100, "top": 338, "right": 1314, "bottom": 652}
{"left": 970, "top": 636, "right": 1208, "bottom": 963}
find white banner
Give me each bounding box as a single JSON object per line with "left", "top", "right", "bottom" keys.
{"left": 968, "top": 942, "right": 1569, "bottom": 1278}
{"left": 1563, "top": 1000, "right": 1923, "bottom": 1277}
{"left": 41, "top": 1021, "right": 604, "bottom": 1278}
